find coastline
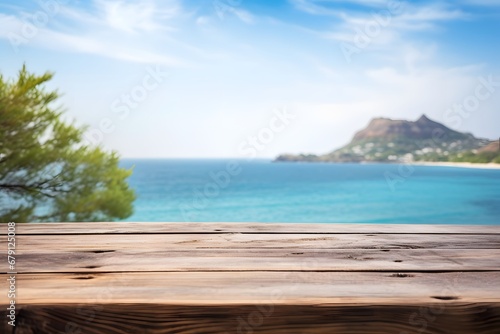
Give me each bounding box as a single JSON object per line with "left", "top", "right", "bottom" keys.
{"left": 276, "top": 160, "right": 500, "bottom": 169}
{"left": 411, "top": 161, "right": 500, "bottom": 170}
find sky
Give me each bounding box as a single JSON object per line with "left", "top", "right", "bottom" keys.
{"left": 0, "top": 0, "right": 499, "bottom": 158}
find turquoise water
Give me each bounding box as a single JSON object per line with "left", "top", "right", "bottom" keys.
{"left": 120, "top": 159, "right": 500, "bottom": 224}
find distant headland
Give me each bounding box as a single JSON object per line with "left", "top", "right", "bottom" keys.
{"left": 275, "top": 115, "right": 500, "bottom": 164}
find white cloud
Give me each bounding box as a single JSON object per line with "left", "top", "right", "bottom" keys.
{"left": 289, "top": 0, "right": 344, "bottom": 16}
{"left": 287, "top": 3, "right": 468, "bottom": 71}
{"left": 196, "top": 16, "right": 211, "bottom": 26}
{"left": 0, "top": 13, "right": 186, "bottom": 66}
{"left": 232, "top": 8, "right": 254, "bottom": 24}
{"left": 397, "top": 5, "right": 466, "bottom": 22}
{"left": 290, "top": 0, "right": 468, "bottom": 52}
{"left": 94, "top": 0, "right": 181, "bottom": 33}
{"left": 0, "top": 1, "right": 192, "bottom": 66}
{"left": 338, "top": 4, "right": 464, "bottom": 42}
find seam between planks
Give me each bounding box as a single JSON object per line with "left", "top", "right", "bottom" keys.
{"left": 12, "top": 232, "right": 500, "bottom": 236}
{"left": 7, "top": 269, "right": 500, "bottom": 274}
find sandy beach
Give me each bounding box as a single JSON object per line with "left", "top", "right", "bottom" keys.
{"left": 412, "top": 161, "right": 500, "bottom": 170}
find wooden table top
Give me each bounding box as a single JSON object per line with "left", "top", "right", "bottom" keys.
{"left": 1, "top": 222, "right": 500, "bottom": 333}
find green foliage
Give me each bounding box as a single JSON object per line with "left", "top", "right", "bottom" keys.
{"left": 449, "top": 151, "right": 500, "bottom": 163}
{"left": 0, "top": 65, "right": 135, "bottom": 222}
{"left": 413, "top": 152, "right": 450, "bottom": 162}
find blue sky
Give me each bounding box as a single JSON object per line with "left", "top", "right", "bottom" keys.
{"left": 1, "top": 0, "right": 499, "bottom": 158}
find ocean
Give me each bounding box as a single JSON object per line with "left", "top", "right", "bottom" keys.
{"left": 120, "top": 159, "right": 500, "bottom": 225}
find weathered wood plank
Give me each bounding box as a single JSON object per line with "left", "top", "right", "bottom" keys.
{"left": 12, "top": 222, "right": 500, "bottom": 234}
{"left": 1, "top": 303, "right": 499, "bottom": 334}
{"left": 1, "top": 222, "right": 499, "bottom": 333}
{"left": 5, "top": 234, "right": 500, "bottom": 254}
{"left": 5, "top": 272, "right": 499, "bottom": 304}
{"left": 12, "top": 249, "right": 500, "bottom": 273}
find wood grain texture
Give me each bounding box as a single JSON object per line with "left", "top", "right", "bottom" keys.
{"left": 1, "top": 303, "right": 499, "bottom": 334}
{"left": 4, "top": 233, "right": 500, "bottom": 256}
{"left": 1, "top": 222, "right": 499, "bottom": 333}
{"left": 5, "top": 272, "right": 500, "bottom": 304}
{"left": 11, "top": 249, "right": 500, "bottom": 273}
{"left": 12, "top": 222, "right": 500, "bottom": 234}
